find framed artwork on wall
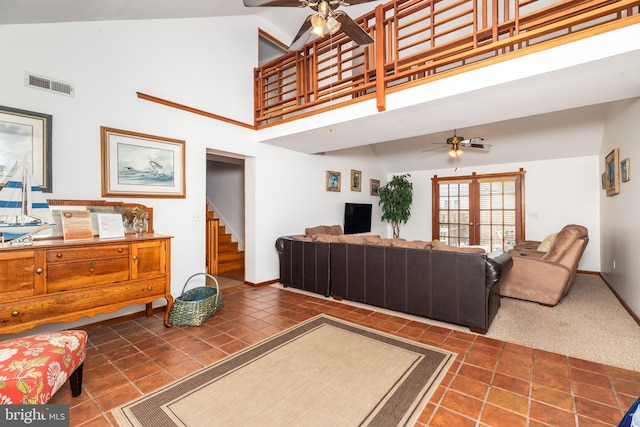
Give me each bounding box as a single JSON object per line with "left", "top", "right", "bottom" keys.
{"left": 326, "top": 170, "right": 341, "bottom": 192}
{"left": 370, "top": 179, "right": 380, "bottom": 196}
{"left": 605, "top": 148, "right": 619, "bottom": 196}
{"left": 100, "top": 127, "right": 186, "bottom": 198}
{"left": 351, "top": 169, "right": 361, "bottom": 192}
{"left": 621, "top": 157, "right": 630, "bottom": 182}
{"left": 0, "top": 105, "right": 53, "bottom": 192}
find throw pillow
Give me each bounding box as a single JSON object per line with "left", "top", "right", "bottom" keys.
{"left": 537, "top": 233, "right": 557, "bottom": 252}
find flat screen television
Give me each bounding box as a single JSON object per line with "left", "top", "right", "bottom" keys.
{"left": 344, "top": 203, "right": 372, "bottom": 234}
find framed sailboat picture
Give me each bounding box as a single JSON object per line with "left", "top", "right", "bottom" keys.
{"left": 0, "top": 105, "right": 53, "bottom": 192}
{"left": 100, "top": 127, "right": 186, "bottom": 198}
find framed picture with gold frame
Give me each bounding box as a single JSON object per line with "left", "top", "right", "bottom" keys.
{"left": 621, "top": 157, "right": 630, "bottom": 182}
{"left": 370, "top": 179, "right": 380, "bottom": 196}
{"left": 101, "top": 127, "right": 186, "bottom": 198}
{"left": 605, "top": 148, "right": 619, "bottom": 196}
{"left": 350, "top": 169, "right": 361, "bottom": 192}
{"left": 326, "top": 170, "right": 341, "bottom": 192}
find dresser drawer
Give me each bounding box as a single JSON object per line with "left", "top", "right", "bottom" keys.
{"left": 47, "top": 257, "right": 130, "bottom": 291}
{"left": 0, "top": 279, "right": 167, "bottom": 332}
{"left": 47, "top": 244, "right": 129, "bottom": 263}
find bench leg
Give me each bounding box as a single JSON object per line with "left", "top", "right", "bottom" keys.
{"left": 69, "top": 362, "right": 84, "bottom": 397}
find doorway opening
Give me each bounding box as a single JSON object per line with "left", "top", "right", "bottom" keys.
{"left": 206, "top": 152, "right": 245, "bottom": 289}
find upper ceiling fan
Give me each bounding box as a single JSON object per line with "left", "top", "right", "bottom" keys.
{"left": 422, "top": 130, "right": 492, "bottom": 158}
{"left": 243, "top": 0, "right": 376, "bottom": 51}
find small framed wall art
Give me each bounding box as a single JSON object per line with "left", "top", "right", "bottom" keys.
{"left": 370, "top": 179, "right": 380, "bottom": 196}
{"left": 101, "top": 127, "right": 186, "bottom": 198}
{"left": 351, "top": 169, "right": 361, "bottom": 192}
{"left": 326, "top": 170, "right": 341, "bottom": 192}
{"left": 605, "top": 148, "right": 620, "bottom": 196}
{"left": 621, "top": 157, "right": 630, "bottom": 182}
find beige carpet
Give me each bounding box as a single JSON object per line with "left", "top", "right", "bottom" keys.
{"left": 113, "top": 314, "right": 455, "bottom": 427}
{"left": 486, "top": 273, "right": 640, "bottom": 372}
{"left": 276, "top": 274, "right": 640, "bottom": 372}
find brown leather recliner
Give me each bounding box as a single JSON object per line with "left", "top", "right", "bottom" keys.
{"left": 498, "top": 224, "right": 589, "bottom": 306}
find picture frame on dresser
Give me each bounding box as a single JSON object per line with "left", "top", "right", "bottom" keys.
{"left": 101, "top": 127, "right": 186, "bottom": 198}
{"left": 0, "top": 105, "right": 53, "bottom": 192}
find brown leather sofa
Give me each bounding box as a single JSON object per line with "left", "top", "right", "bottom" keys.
{"left": 275, "top": 231, "right": 513, "bottom": 334}
{"left": 498, "top": 224, "right": 589, "bottom": 306}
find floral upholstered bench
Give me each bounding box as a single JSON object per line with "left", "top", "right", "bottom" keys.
{"left": 0, "top": 330, "right": 88, "bottom": 404}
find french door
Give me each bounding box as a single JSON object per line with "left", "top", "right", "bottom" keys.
{"left": 432, "top": 170, "right": 525, "bottom": 252}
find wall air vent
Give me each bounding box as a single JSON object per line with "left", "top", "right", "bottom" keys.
{"left": 24, "top": 72, "right": 74, "bottom": 97}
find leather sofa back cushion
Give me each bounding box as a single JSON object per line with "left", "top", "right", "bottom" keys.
{"left": 541, "top": 224, "right": 588, "bottom": 264}
{"left": 305, "top": 225, "right": 343, "bottom": 237}
{"left": 432, "top": 240, "right": 486, "bottom": 254}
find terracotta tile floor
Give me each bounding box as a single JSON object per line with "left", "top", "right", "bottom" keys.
{"left": 48, "top": 284, "right": 640, "bottom": 426}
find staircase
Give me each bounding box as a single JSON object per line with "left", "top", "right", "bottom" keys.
{"left": 206, "top": 205, "right": 244, "bottom": 275}
{"left": 217, "top": 224, "right": 245, "bottom": 273}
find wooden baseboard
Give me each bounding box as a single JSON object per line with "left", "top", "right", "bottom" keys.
{"left": 245, "top": 278, "right": 280, "bottom": 287}
{"left": 599, "top": 273, "right": 640, "bottom": 327}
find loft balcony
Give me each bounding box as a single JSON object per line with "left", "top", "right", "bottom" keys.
{"left": 253, "top": 0, "right": 640, "bottom": 129}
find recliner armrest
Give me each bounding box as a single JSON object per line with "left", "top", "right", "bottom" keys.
{"left": 485, "top": 251, "right": 513, "bottom": 288}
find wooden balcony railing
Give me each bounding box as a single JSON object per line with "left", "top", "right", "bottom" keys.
{"left": 254, "top": 0, "right": 640, "bottom": 127}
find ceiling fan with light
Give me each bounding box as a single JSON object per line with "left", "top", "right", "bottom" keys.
{"left": 243, "top": 0, "right": 376, "bottom": 51}
{"left": 422, "top": 130, "right": 491, "bottom": 158}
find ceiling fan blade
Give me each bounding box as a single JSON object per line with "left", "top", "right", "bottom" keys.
{"left": 243, "top": 0, "right": 303, "bottom": 7}
{"left": 421, "top": 145, "right": 448, "bottom": 153}
{"left": 459, "top": 137, "right": 484, "bottom": 146}
{"left": 333, "top": 0, "right": 380, "bottom": 4}
{"left": 335, "top": 12, "right": 374, "bottom": 45}
{"left": 288, "top": 17, "right": 318, "bottom": 51}
{"left": 468, "top": 143, "right": 492, "bottom": 149}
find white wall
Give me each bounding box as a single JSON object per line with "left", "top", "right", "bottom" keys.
{"left": 206, "top": 160, "right": 245, "bottom": 247}
{"left": 600, "top": 98, "right": 640, "bottom": 316}
{"left": 390, "top": 156, "right": 601, "bottom": 272}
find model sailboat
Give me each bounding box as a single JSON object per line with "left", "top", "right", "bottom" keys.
{"left": 0, "top": 161, "right": 55, "bottom": 241}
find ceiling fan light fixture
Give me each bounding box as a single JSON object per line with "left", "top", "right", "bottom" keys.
{"left": 310, "top": 12, "right": 326, "bottom": 36}
{"left": 326, "top": 14, "right": 341, "bottom": 34}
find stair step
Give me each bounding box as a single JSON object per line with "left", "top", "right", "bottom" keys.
{"left": 218, "top": 234, "right": 233, "bottom": 244}
{"left": 218, "top": 260, "right": 245, "bottom": 273}
{"left": 219, "top": 251, "right": 244, "bottom": 263}
{"left": 219, "top": 242, "right": 238, "bottom": 253}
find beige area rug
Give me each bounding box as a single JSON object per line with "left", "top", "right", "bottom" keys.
{"left": 486, "top": 273, "right": 640, "bottom": 372}
{"left": 113, "top": 314, "right": 455, "bottom": 427}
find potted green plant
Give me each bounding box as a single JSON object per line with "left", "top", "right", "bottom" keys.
{"left": 379, "top": 174, "right": 413, "bottom": 238}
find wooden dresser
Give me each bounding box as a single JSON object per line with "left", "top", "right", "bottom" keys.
{"left": 0, "top": 233, "right": 174, "bottom": 335}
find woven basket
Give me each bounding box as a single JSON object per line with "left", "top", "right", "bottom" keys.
{"left": 168, "top": 273, "right": 225, "bottom": 326}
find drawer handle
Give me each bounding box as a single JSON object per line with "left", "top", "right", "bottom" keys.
{"left": 132, "top": 255, "right": 138, "bottom": 261}
{"left": 12, "top": 311, "right": 19, "bottom": 317}
{"left": 36, "top": 268, "right": 43, "bottom": 274}
{"left": 56, "top": 253, "right": 63, "bottom": 258}
{"left": 118, "top": 248, "right": 123, "bottom": 253}
{"left": 147, "top": 286, "right": 152, "bottom": 291}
